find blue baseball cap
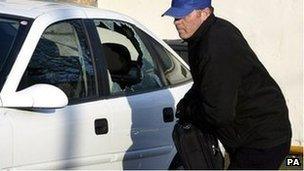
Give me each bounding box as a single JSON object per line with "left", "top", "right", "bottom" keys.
{"left": 162, "top": 0, "right": 212, "bottom": 18}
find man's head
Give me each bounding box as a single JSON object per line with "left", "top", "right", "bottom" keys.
{"left": 162, "top": 0, "right": 213, "bottom": 39}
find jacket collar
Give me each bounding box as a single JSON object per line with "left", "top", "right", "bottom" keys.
{"left": 185, "top": 13, "right": 216, "bottom": 43}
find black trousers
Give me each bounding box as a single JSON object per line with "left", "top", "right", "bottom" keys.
{"left": 227, "top": 142, "right": 290, "bottom": 170}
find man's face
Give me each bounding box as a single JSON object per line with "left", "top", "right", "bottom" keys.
{"left": 174, "top": 10, "right": 205, "bottom": 39}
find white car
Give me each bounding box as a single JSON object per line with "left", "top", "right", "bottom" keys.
{"left": 0, "top": 0, "right": 192, "bottom": 169}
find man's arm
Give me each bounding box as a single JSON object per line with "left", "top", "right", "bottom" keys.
{"left": 196, "top": 45, "right": 245, "bottom": 128}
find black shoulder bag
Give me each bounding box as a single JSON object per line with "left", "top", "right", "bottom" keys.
{"left": 172, "top": 120, "right": 224, "bottom": 169}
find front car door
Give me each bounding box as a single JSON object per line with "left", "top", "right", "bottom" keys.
{"left": 1, "top": 12, "right": 114, "bottom": 169}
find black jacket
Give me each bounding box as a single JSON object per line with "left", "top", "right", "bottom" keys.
{"left": 182, "top": 14, "right": 292, "bottom": 149}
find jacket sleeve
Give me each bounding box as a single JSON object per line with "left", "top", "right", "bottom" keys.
{"left": 195, "top": 48, "right": 244, "bottom": 128}
{"left": 182, "top": 84, "right": 198, "bottom": 101}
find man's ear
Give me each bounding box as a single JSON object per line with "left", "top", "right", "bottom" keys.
{"left": 200, "top": 7, "right": 212, "bottom": 20}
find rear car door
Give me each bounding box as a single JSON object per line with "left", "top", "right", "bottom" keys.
{"left": 90, "top": 19, "right": 180, "bottom": 169}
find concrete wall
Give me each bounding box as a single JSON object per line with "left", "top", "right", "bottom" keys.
{"left": 98, "top": 0, "right": 303, "bottom": 146}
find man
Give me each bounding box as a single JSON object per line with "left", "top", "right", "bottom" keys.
{"left": 162, "top": 0, "right": 292, "bottom": 169}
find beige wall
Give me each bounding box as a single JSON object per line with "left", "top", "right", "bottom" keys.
{"left": 97, "top": 0, "right": 303, "bottom": 146}
{"left": 212, "top": 0, "right": 303, "bottom": 147}
{"left": 56, "top": 0, "right": 97, "bottom": 6}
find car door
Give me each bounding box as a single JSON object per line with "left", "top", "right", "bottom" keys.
{"left": 138, "top": 27, "right": 194, "bottom": 168}
{"left": 6, "top": 19, "right": 115, "bottom": 169}
{"left": 90, "top": 19, "right": 181, "bottom": 169}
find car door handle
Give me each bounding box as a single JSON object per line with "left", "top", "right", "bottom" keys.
{"left": 163, "top": 107, "right": 174, "bottom": 123}
{"left": 95, "top": 118, "right": 108, "bottom": 135}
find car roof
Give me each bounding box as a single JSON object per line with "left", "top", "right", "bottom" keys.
{"left": 0, "top": 0, "right": 81, "bottom": 18}
{"left": 0, "top": 0, "right": 129, "bottom": 21}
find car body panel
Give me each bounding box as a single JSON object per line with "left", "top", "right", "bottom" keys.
{"left": 0, "top": 110, "right": 13, "bottom": 168}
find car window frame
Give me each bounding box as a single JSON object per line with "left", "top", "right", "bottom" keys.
{"left": 88, "top": 18, "right": 169, "bottom": 99}
{"left": 0, "top": 14, "right": 33, "bottom": 93}
{"left": 134, "top": 27, "right": 169, "bottom": 87}
{"left": 83, "top": 19, "right": 110, "bottom": 99}
{"left": 68, "top": 19, "right": 100, "bottom": 105}
{"left": 17, "top": 18, "right": 102, "bottom": 106}
{"left": 138, "top": 31, "right": 193, "bottom": 88}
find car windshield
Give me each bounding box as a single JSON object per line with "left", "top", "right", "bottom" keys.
{"left": 0, "top": 18, "right": 20, "bottom": 63}
{"left": 0, "top": 16, "right": 31, "bottom": 92}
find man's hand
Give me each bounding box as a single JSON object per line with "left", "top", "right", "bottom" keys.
{"left": 176, "top": 98, "right": 193, "bottom": 121}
